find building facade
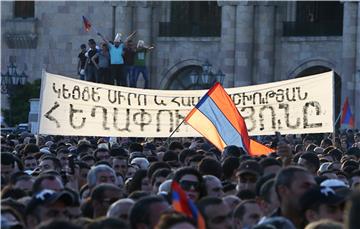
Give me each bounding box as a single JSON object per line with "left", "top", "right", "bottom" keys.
{"left": 1, "top": 1, "right": 359, "bottom": 128}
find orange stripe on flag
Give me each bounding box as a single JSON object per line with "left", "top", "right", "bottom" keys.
{"left": 185, "top": 109, "right": 227, "bottom": 151}
{"left": 249, "top": 139, "right": 274, "bottom": 156}
{"left": 208, "top": 83, "right": 250, "bottom": 152}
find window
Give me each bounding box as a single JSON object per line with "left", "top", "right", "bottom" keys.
{"left": 159, "top": 1, "right": 221, "bottom": 37}
{"left": 283, "top": 1, "right": 343, "bottom": 36}
{"left": 14, "top": 1, "right": 35, "bottom": 18}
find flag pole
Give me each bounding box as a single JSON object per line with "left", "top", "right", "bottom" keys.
{"left": 167, "top": 119, "right": 186, "bottom": 145}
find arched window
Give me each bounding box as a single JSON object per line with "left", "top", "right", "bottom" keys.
{"left": 165, "top": 65, "right": 203, "bottom": 90}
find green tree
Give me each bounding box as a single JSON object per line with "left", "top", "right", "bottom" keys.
{"left": 2, "top": 79, "right": 41, "bottom": 126}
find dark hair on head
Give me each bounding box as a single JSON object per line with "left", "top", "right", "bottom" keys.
{"left": 255, "top": 173, "right": 276, "bottom": 197}
{"left": 259, "top": 179, "right": 275, "bottom": 203}
{"left": 305, "top": 143, "right": 317, "bottom": 152}
{"left": 91, "top": 183, "right": 122, "bottom": 201}
{"left": 259, "top": 157, "right": 282, "bottom": 169}
{"left": 41, "top": 156, "right": 62, "bottom": 169}
{"left": 32, "top": 174, "right": 62, "bottom": 194}
{"left": 37, "top": 219, "right": 83, "bottom": 229}
{"left": 147, "top": 162, "right": 171, "bottom": 179}
{"left": 321, "top": 138, "right": 333, "bottom": 147}
{"left": 179, "top": 149, "right": 197, "bottom": 164}
{"left": 80, "top": 44, "right": 86, "bottom": 49}
{"left": 93, "top": 148, "right": 109, "bottom": 161}
{"left": 222, "top": 156, "right": 240, "bottom": 180}
{"left": 23, "top": 143, "right": 40, "bottom": 155}
{"left": 128, "top": 169, "right": 148, "bottom": 194}
{"left": 1, "top": 152, "right": 15, "bottom": 166}
{"left": 9, "top": 172, "right": 29, "bottom": 185}
{"left": 328, "top": 148, "right": 343, "bottom": 162}
{"left": 76, "top": 161, "right": 91, "bottom": 170}
{"left": 87, "top": 217, "right": 128, "bottom": 229}
{"left": 300, "top": 152, "right": 320, "bottom": 171}
{"left": 155, "top": 211, "right": 196, "bottom": 229}
{"left": 274, "top": 166, "right": 308, "bottom": 199}
{"left": 237, "top": 189, "right": 256, "bottom": 200}
{"left": 163, "top": 150, "right": 178, "bottom": 162}
{"left": 1, "top": 186, "right": 28, "bottom": 199}
{"left": 81, "top": 155, "right": 96, "bottom": 162}
{"left": 295, "top": 144, "right": 304, "bottom": 153}
{"left": 196, "top": 197, "right": 223, "bottom": 220}
{"left": 347, "top": 147, "right": 360, "bottom": 158}
{"left": 168, "top": 141, "right": 184, "bottom": 151}
{"left": 110, "top": 147, "right": 128, "bottom": 157}
{"left": 127, "top": 190, "right": 151, "bottom": 201}
{"left": 88, "top": 39, "right": 96, "bottom": 44}
{"left": 151, "top": 168, "right": 172, "bottom": 186}
{"left": 188, "top": 154, "right": 204, "bottom": 165}
{"left": 239, "top": 155, "right": 252, "bottom": 163}
{"left": 323, "top": 146, "right": 335, "bottom": 155}
{"left": 173, "top": 167, "right": 206, "bottom": 198}
{"left": 129, "top": 142, "right": 143, "bottom": 153}
{"left": 223, "top": 145, "right": 244, "bottom": 158}
{"left": 129, "top": 195, "right": 167, "bottom": 229}
{"left": 233, "top": 199, "right": 257, "bottom": 220}
{"left": 198, "top": 157, "right": 222, "bottom": 179}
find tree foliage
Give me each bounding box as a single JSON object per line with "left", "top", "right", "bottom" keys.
{"left": 2, "top": 79, "right": 41, "bottom": 126}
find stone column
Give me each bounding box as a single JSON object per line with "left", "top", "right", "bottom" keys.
{"left": 115, "top": 3, "right": 133, "bottom": 40}
{"left": 219, "top": 3, "right": 236, "bottom": 87}
{"left": 254, "top": 4, "right": 275, "bottom": 84}
{"left": 134, "top": 2, "right": 153, "bottom": 87}
{"left": 341, "top": 2, "right": 357, "bottom": 126}
{"left": 355, "top": 2, "right": 360, "bottom": 128}
{"left": 234, "top": 2, "right": 254, "bottom": 86}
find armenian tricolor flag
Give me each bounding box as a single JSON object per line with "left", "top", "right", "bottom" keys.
{"left": 171, "top": 181, "right": 206, "bottom": 229}
{"left": 82, "top": 16, "right": 91, "bottom": 32}
{"left": 341, "top": 97, "right": 355, "bottom": 128}
{"left": 184, "top": 82, "right": 273, "bottom": 156}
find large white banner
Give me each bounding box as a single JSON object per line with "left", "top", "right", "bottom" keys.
{"left": 39, "top": 71, "right": 334, "bottom": 137}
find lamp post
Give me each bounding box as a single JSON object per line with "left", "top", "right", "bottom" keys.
{"left": 1, "top": 61, "right": 28, "bottom": 94}
{"left": 189, "top": 60, "right": 225, "bottom": 89}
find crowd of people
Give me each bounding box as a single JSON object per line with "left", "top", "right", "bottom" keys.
{"left": 77, "top": 31, "right": 154, "bottom": 88}
{"left": 1, "top": 129, "right": 360, "bottom": 229}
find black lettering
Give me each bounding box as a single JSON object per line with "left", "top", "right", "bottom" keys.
{"left": 285, "top": 88, "right": 296, "bottom": 102}
{"left": 82, "top": 87, "right": 90, "bottom": 101}
{"left": 69, "top": 104, "right": 86, "bottom": 129}
{"left": 133, "top": 109, "right": 152, "bottom": 131}
{"left": 113, "top": 108, "right": 130, "bottom": 132}
{"left": 297, "top": 87, "right": 308, "bottom": 100}
{"left": 154, "top": 95, "right": 166, "bottom": 106}
{"left": 240, "top": 106, "right": 256, "bottom": 132}
{"left": 171, "top": 97, "right": 181, "bottom": 107}
{"left": 62, "top": 84, "right": 71, "bottom": 99}
{"left": 108, "top": 90, "right": 117, "bottom": 104}
{"left": 52, "top": 83, "right": 61, "bottom": 98}
{"left": 156, "top": 110, "right": 173, "bottom": 132}
{"left": 279, "top": 103, "right": 301, "bottom": 129}
{"left": 276, "top": 89, "right": 285, "bottom": 103}
{"left": 303, "top": 101, "right": 322, "bottom": 128}
{"left": 259, "top": 105, "right": 276, "bottom": 131}
{"left": 72, "top": 85, "right": 81, "bottom": 100}
{"left": 91, "top": 106, "right": 109, "bottom": 130}
{"left": 92, "top": 87, "right": 100, "bottom": 102}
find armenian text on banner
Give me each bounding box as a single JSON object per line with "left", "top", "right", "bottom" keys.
{"left": 38, "top": 71, "right": 334, "bottom": 137}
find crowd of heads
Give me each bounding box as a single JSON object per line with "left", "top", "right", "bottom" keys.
{"left": 1, "top": 129, "right": 360, "bottom": 229}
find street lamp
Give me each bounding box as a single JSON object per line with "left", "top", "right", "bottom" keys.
{"left": 195, "top": 60, "right": 225, "bottom": 88}
{"left": 1, "top": 61, "right": 28, "bottom": 94}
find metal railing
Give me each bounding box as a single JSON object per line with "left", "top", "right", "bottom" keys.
{"left": 159, "top": 22, "right": 221, "bottom": 37}
{"left": 283, "top": 21, "right": 343, "bottom": 37}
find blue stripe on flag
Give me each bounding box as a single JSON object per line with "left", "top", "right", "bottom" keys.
{"left": 197, "top": 97, "right": 245, "bottom": 148}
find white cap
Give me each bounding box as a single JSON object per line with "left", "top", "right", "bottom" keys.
{"left": 320, "top": 179, "right": 349, "bottom": 188}
{"left": 137, "top": 40, "right": 145, "bottom": 48}
{"left": 80, "top": 69, "right": 85, "bottom": 75}
{"left": 130, "top": 157, "right": 149, "bottom": 169}
{"left": 114, "top": 33, "right": 122, "bottom": 42}
{"left": 318, "top": 162, "right": 332, "bottom": 174}
{"left": 158, "top": 179, "right": 172, "bottom": 195}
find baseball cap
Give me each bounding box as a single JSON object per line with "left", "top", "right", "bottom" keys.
{"left": 300, "top": 186, "right": 345, "bottom": 211}
{"left": 237, "top": 160, "right": 263, "bottom": 176}
{"left": 26, "top": 189, "right": 74, "bottom": 213}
